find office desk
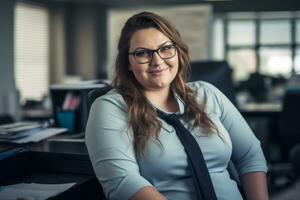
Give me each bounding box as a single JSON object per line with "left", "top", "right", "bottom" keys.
{"left": 239, "top": 102, "right": 282, "bottom": 117}
{"left": 239, "top": 102, "right": 282, "bottom": 162}
{"left": 0, "top": 138, "right": 105, "bottom": 200}
{"left": 30, "top": 137, "right": 87, "bottom": 155}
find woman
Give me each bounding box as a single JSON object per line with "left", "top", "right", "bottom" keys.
{"left": 85, "top": 12, "right": 269, "bottom": 200}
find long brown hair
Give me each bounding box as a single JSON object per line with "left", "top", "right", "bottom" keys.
{"left": 112, "top": 12, "right": 217, "bottom": 157}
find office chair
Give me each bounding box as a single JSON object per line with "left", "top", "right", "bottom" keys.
{"left": 87, "top": 85, "right": 113, "bottom": 113}
{"left": 278, "top": 90, "right": 300, "bottom": 161}
{"left": 290, "top": 143, "right": 300, "bottom": 179}
{"left": 267, "top": 91, "right": 300, "bottom": 192}
{"left": 189, "top": 60, "right": 237, "bottom": 105}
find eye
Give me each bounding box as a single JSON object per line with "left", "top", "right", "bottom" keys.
{"left": 135, "top": 50, "right": 151, "bottom": 58}
{"left": 160, "top": 45, "right": 174, "bottom": 53}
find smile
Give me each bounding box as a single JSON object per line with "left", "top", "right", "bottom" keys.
{"left": 148, "top": 67, "right": 169, "bottom": 75}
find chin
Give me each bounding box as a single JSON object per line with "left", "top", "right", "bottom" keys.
{"left": 151, "top": 79, "right": 173, "bottom": 89}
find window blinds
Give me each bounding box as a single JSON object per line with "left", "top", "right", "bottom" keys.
{"left": 14, "top": 2, "right": 49, "bottom": 102}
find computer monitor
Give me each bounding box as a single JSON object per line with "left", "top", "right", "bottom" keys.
{"left": 189, "top": 60, "right": 236, "bottom": 105}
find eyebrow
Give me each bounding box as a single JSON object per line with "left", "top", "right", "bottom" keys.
{"left": 133, "top": 41, "right": 172, "bottom": 52}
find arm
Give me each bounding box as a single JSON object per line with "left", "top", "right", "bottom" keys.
{"left": 130, "top": 186, "right": 167, "bottom": 200}
{"left": 201, "top": 82, "right": 269, "bottom": 198}
{"left": 241, "top": 172, "right": 269, "bottom": 200}
{"left": 85, "top": 95, "right": 165, "bottom": 200}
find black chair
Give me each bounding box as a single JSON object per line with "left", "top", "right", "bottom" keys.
{"left": 278, "top": 91, "right": 300, "bottom": 161}
{"left": 268, "top": 91, "right": 300, "bottom": 192}
{"left": 290, "top": 143, "right": 300, "bottom": 179}
{"left": 87, "top": 85, "right": 113, "bottom": 113}
{"left": 189, "top": 60, "right": 236, "bottom": 105}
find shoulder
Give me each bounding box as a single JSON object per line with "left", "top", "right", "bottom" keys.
{"left": 187, "top": 81, "right": 222, "bottom": 103}
{"left": 187, "top": 81, "right": 223, "bottom": 114}
{"left": 91, "top": 88, "right": 128, "bottom": 113}
{"left": 86, "top": 89, "right": 129, "bottom": 135}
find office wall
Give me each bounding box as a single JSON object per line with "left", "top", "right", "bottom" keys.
{"left": 0, "top": 0, "right": 19, "bottom": 119}
{"left": 0, "top": 0, "right": 15, "bottom": 92}
{"left": 49, "top": 4, "right": 66, "bottom": 85}
{"left": 64, "top": 3, "right": 108, "bottom": 80}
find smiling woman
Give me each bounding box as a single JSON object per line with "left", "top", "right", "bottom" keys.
{"left": 85, "top": 12, "right": 269, "bottom": 200}
{"left": 128, "top": 28, "right": 179, "bottom": 92}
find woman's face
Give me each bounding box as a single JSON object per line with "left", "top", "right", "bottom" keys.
{"left": 128, "top": 28, "right": 179, "bottom": 92}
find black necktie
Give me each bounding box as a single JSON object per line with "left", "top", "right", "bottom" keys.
{"left": 157, "top": 110, "right": 217, "bottom": 200}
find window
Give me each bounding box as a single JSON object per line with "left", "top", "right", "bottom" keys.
{"left": 14, "top": 2, "right": 49, "bottom": 102}
{"left": 259, "top": 20, "right": 291, "bottom": 44}
{"left": 228, "top": 20, "right": 255, "bottom": 46}
{"left": 213, "top": 11, "right": 300, "bottom": 82}
{"left": 228, "top": 49, "right": 256, "bottom": 81}
{"left": 259, "top": 48, "right": 292, "bottom": 77}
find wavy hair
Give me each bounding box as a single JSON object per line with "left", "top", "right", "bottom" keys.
{"left": 112, "top": 12, "right": 217, "bottom": 157}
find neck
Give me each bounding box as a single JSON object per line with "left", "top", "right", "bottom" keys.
{"left": 144, "top": 87, "right": 178, "bottom": 112}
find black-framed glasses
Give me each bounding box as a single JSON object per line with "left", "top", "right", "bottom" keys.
{"left": 128, "top": 44, "right": 177, "bottom": 64}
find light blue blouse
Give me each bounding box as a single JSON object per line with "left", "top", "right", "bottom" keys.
{"left": 85, "top": 81, "right": 268, "bottom": 200}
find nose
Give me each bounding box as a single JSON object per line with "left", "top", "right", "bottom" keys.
{"left": 150, "top": 51, "right": 163, "bottom": 66}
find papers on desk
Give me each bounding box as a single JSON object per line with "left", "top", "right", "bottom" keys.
{"left": 0, "top": 182, "right": 76, "bottom": 200}
{"left": 0, "top": 121, "right": 67, "bottom": 144}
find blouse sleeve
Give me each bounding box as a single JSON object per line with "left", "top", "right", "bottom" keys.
{"left": 201, "top": 82, "right": 268, "bottom": 175}
{"left": 85, "top": 95, "right": 152, "bottom": 200}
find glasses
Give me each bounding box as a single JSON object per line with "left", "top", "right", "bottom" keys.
{"left": 128, "top": 44, "right": 177, "bottom": 64}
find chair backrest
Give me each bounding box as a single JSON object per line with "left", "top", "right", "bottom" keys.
{"left": 189, "top": 60, "right": 236, "bottom": 105}
{"left": 87, "top": 85, "right": 113, "bottom": 113}
{"left": 290, "top": 143, "right": 300, "bottom": 178}
{"left": 278, "top": 90, "right": 300, "bottom": 160}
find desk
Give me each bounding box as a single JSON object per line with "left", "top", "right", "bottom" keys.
{"left": 239, "top": 102, "right": 282, "bottom": 162}
{"left": 239, "top": 102, "right": 282, "bottom": 117}
{"left": 30, "top": 137, "right": 87, "bottom": 155}
{"left": 0, "top": 137, "right": 105, "bottom": 200}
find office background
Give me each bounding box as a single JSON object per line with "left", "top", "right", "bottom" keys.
{"left": 1, "top": 0, "right": 299, "bottom": 106}
{"left": 1, "top": 0, "right": 300, "bottom": 199}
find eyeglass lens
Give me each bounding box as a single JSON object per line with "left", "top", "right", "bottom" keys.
{"left": 134, "top": 44, "right": 176, "bottom": 64}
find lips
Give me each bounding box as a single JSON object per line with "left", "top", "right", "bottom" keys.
{"left": 149, "top": 67, "right": 168, "bottom": 75}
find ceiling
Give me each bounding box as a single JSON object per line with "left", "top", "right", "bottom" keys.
{"left": 44, "top": 0, "right": 299, "bottom": 12}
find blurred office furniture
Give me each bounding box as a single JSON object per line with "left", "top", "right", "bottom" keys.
{"left": 285, "top": 74, "right": 300, "bottom": 90}
{"left": 21, "top": 99, "right": 53, "bottom": 121}
{"left": 0, "top": 114, "right": 14, "bottom": 125}
{"left": 239, "top": 72, "right": 271, "bottom": 102}
{"left": 290, "top": 143, "right": 300, "bottom": 178}
{"left": 87, "top": 85, "right": 113, "bottom": 114}
{"left": 269, "top": 144, "right": 300, "bottom": 200}
{"left": 0, "top": 90, "right": 20, "bottom": 121}
{"left": 189, "top": 60, "right": 236, "bottom": 105}
{"left": 238, "top": 72, "right": 287, "bottom": 103}
{"left": 50, "top": 80, "right": 110, "bottom": 133}
{"left": 267, "top": 90, "right": 300, "bottom": 193}
{"left": 0, "top": 142, "right": 105, "bottom": 200}
{"left": 239, "top": 102, "right": 282, "bottom": 162}
{"left": 278, "top": 90, "right": 300, "bottom": 161}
